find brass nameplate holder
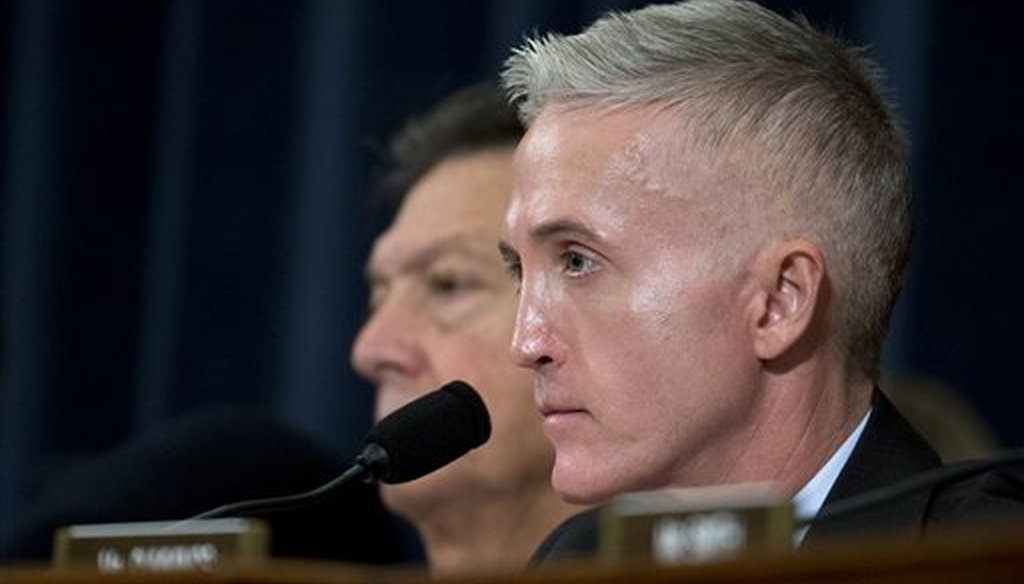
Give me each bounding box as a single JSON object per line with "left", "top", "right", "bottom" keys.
{"left": 53, "top": 518, "right": 269, "bottom": 573}
{"left": 600, "top": 483, "right": 793, "bottom": 566}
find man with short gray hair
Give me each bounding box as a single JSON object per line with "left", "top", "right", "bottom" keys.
{"left": 497, "top": 0, "right": 1022, "bottom": 560}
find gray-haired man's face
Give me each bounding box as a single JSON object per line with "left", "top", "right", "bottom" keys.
{"left": 501, "top": 105, "right": 765, "bottom": 504}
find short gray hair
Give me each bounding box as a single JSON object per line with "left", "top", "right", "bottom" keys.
{"left": 502, "top": 0, "right": 912, "bottom": 380}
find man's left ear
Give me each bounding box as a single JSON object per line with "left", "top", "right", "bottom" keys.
{"left": 750, "top": 239, "right": 826, "bottom": 361}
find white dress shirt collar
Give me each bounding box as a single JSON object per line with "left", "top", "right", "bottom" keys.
{"left": 790, "top": 408, "right": 872, "bottom": 545}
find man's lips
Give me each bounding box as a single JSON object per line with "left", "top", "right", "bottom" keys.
{"left": 539, "top": 405, "right": 587, "bottom": 417}
{"left": 537, "top": 399, "right": 589, "bottom": 425}
{"left": 535, "top": 380, "right": 587, "bottom": 422}
{"left": 538, "top": 407, "right": 589, "bottom": 441}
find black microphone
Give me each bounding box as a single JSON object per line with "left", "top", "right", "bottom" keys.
{"left": 187, "top": 380, "right": 491, "bottom": 521}
{"left": 358, "top": 379, "right": 492, "bottom": 484}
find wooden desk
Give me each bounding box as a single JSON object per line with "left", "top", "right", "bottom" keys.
{"left": 3, "top": 525, "right": 1023, "bottom": 584}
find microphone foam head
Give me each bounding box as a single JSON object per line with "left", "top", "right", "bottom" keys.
{"left": 362, "top": 380, "right": 491, "bottom": 484}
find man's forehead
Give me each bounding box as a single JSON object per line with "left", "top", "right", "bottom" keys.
{"left": 506, "top": 105, "right": 696, "bottom": 236}
{"left": 520, "top": 105, "right": 643, "bottom": 156}
{"left": 518, "top": 105, "right": 689, "bottom": 185}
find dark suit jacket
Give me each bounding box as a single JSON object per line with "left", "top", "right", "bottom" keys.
{"left": 531, "top": 390, "right": 1024, "bottom": 563}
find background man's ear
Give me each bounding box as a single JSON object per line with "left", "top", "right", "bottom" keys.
{"left": 751, "top": 239, "right": 826, "bottom": 362}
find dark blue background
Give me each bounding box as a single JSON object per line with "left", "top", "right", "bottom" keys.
{"left": 2, "top": 0, "right": 1022, "bottom": 526}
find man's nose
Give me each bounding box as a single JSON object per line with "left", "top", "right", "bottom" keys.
{"left": 350, "top": 294, "right": 427, "bottom": 384}
{"left": 509, "top": 285, "right": 559, "bottom": 370}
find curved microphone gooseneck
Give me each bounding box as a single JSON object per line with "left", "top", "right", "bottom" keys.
{"left": 183, "top": 380, "right": 490, "bottom": 522}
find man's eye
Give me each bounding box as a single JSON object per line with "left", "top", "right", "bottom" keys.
{"left": 562, "top": 250, "right": 596, "bottom": 276}
{"left": 427, "top": 274, "right": 476, "bottom": 296}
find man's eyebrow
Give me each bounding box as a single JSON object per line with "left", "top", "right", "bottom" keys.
{"left": 529, "top": 218, "right": 598, "bottom": 243}
{"left": 496, "top": 219, "right": 602, "bottom": 261}
{"left": 365, "top": 233, "right": 498, "bottom": 284}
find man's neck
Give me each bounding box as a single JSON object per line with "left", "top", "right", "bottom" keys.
{"left": 782, "top": 374, "right": 874, "bottom": 488}
{"left": 673, "top": 369, "right": 874, "bottom": 494}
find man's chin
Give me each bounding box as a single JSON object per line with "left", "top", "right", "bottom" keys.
{"left": 381, "top": 480, "right": 428, "bottom": 510}
{"left": 552, "top": 466, "right": 618, "bottom": 506}
{"left": 380, "top": 474, "right": 462, "bottom": 521}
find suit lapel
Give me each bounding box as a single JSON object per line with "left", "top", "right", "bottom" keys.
{"left": 802, "top": 389, "right": 942, "bottom": 546}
